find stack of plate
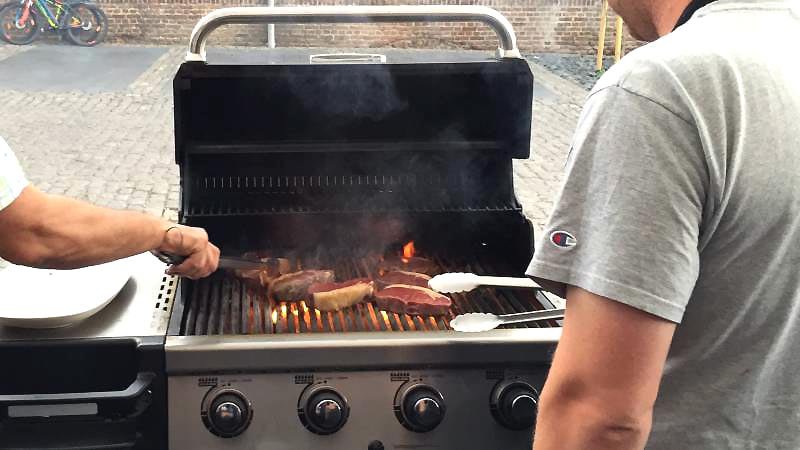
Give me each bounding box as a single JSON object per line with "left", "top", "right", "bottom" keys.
{"left": 0, "top": 257, "right": 133, "bottom": 328}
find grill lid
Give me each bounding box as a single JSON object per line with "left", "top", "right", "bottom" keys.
{"left": 173, "top": 59, "right": 533, "bottom": 162}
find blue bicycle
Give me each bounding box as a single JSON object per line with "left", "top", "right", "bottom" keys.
{"left": 0, "top": 0, "right": 107, "bottom": 46}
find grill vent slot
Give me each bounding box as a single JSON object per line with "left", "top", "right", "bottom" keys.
{"left": 390, "top": 372, "right": 410, "bottom": 382}
{"left": 156, "top": 275, "right": 178, "bottom": 314}
{"left": 486, "top": 369, "right": 505, "bottom": 380}
{"left": 294, "top": 375, "right": 315, "bottom": 385}
{"left": 198, "top": 377, "right": 218, "bottom": 387}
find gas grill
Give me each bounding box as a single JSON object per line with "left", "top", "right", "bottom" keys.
{"left": 164, "top": 6, "right": 562, "bottom": 450}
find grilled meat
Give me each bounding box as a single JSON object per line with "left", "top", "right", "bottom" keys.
{"left": 308, "top": 279, "right": 374, "bottom": 312}
{"left": 269, "top": 270, "right": 335, "bottom": 301}
{"left": 376, "top": 271, "right": 431, "bottom": 290}
{"left": 232, "top": 252, "right": 291, "bottom": 288}
{"left": 374, "top": 284, "right": 452, "bottom": 316}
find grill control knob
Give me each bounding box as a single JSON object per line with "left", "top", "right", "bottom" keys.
{"left": 490, "top": 380, "right": 539, "bottom": 430}
{"left": 298, "top": 385, "right": 350, "bottom": 435}
{"left": 394, "top": 382, "right": 446, "bottom": 433}
{"left": 201, "top": 388, "right": 253, "bottom": 438}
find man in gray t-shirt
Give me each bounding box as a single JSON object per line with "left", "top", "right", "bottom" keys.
{"left": 528, "top": 1, "right": 800, "bottom": 449}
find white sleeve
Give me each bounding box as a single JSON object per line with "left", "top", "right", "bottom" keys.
{"left": 0, "top": 137, "right": 29, "bottom": 211}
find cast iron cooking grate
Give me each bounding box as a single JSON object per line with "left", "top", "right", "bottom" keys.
{"left": 179, "top": 253, "right": 556, "bottom": 335}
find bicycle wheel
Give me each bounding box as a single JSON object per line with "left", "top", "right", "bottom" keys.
{"left": 63, "top": 2, "right": 106, "bottom": 46}
{"left": 0, "top": 3, "right": 41, "bottom": 45}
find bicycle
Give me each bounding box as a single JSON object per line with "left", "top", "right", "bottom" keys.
{"left": 0, "top": 0, "right": 107, "bottom": 46}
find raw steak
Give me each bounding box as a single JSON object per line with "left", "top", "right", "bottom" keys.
{"left": 308, "top": 279, "right": 374, "bottom": 312}
{"left": 376, "top": 271, "right": 431, "bottom": 290}
{"left": 374, "top": 284, "right": 452, "bottom": 316}
{"left": 378, "top": 256, "right": 438, "bottom": 276}
{"left": 269, "top": 270, "right": 335, "bottom": 301}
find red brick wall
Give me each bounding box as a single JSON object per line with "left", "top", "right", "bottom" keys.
{"left": 95, "top": 0, "right": 272, "bottom": 45}
{"left": 95, "top": 0, "right": 642, "bottom": 54}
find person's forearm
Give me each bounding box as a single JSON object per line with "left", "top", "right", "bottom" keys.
{"left": 8, "top": 190, "right": 169, "bottom": 268}
{"left": 534, "top": 392, "right": 651, "bottom": 450}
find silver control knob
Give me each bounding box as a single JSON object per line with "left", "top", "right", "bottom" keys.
{"left": 298, "top": 385, "right": 350, "bottom": 435}
{"left": 394, "top": 382, "right": 446, "bottom": 433}
{"left": 201, "top": 388, "right": 253, "bottom": 438}
{"left": 490, "top": 380, "right": 539, "bottom": 430}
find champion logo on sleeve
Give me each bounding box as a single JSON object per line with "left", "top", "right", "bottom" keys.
{"left": 550, "top": 230, "right": 577, "bottom": 249}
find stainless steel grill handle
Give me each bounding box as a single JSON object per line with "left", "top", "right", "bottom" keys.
{"left": 186, "top": 5, "right": 521, "bottom": 62}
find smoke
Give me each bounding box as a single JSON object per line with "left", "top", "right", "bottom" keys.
{"left": 287, "top": 62, "right": 409, "bottom": 120}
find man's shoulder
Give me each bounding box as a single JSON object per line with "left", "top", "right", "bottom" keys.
{"left": 595, "top": 27, "right": 718, "bottom": 92}
{"left": 590, "top": 21, "right": 745, "bottom": 123}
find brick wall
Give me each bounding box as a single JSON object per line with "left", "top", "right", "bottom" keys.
{"left": 95, "top": 0, "right": 643, "bottom": 54}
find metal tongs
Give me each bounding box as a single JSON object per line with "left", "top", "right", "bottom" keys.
{"left": 428, "top": 272, "right": 542, "bottom": 293}
{"left": 449, "top": 309, "right": 565, "bottom": 332}
{"left": 152, "top": 251, "right": 288, "bottom": 271}
{"left": 428, "top": 272, "right": 565, "bottom": 332}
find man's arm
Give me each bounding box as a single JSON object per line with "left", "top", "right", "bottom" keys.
{"left": 0, "top": 185, "right": 219, "bottom": 279}
{"left": 533, "top": 286, "right": 676, "bottom": 450}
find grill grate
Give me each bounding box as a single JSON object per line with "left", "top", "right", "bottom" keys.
{"left": 185, "top": 170, "right": 520, "bottom": 217}
{"left": 180, "top": 253, "right": 556, "bottom": 335}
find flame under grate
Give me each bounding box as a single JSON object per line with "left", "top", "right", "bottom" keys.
{"left": 180, "top": 254, "right": 555, "bottom": 335}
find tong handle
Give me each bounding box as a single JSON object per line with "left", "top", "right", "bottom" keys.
{"left": 186, "top": 6, "right": 521, "bottom": 62}
{"left": 476, "top": 276, "right": 541, "bottom": 289}
{"left": 499, "top": 308, "right": 565, "bottom": 325}
{"left": 151, "top": 251, "right": 187, "bottom": 266}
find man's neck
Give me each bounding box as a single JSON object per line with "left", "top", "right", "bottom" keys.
{"left": 652, "top": 0, "right": 693, "bottom": 37}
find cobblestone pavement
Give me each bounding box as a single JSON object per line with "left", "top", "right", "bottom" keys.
{"left": 530, "top": 53, "right": 610, "bottom": 91}
{"left": 0, "top": 44, "right": 182, "bottom": 218}
{"left": 0, "top": 44, "right": 585, "bottom": 234}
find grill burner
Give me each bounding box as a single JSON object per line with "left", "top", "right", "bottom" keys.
{"left": 180, "top": 253, "right": 557, "bottom": 336}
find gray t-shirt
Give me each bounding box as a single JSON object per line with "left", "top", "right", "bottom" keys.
{"left": 526, "top": 0, "right": 800, "bottom": 448}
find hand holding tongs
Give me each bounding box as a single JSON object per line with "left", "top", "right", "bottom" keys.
{"left": 152, "top": 251, "right": 288, "bottom": 271}
{"left": 428, "top": 272, "right": 542, "bottom": 294}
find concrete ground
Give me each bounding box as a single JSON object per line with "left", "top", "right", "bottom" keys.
{"left": 0, "top": 44, "right": 587, "bottom": 237}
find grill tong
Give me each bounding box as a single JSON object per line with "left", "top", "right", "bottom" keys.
{"left": 450, "top": 309, "right": 565, "bottom": 332}
{"left": 428, "top": 272, "right": 542, "bottom": 293}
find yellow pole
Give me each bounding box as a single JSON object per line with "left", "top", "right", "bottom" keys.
{"left": 595, "top": 0, "right": 609, "bottom": 72}
{"left": 614, "top": 16, "right": 624, "bottom": 63}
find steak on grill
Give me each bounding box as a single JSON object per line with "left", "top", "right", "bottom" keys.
{"left": 233, "top": 253, "right": 291, "bottom": 288}
{"left": 378, "top": 256, "right": 439, "bottom": 276}
{"left": 308, "top": 279, "right": 374, "bottom": 312}
{"left": 376, "top": 271, "right": 431, "bottom": 290}
{"left": 374, "top": 284, "right": 452, "bottom": 316}
{"left": 269, "top": 270, "right": 335, "bottom": 301}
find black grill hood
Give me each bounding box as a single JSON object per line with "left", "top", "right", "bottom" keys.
{"left": 173, "top": 58, "right": 533, "bottom": 163}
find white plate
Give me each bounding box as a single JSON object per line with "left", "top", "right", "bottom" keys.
{"left": 0, "top": 257, "right": 133, "bottom": 329}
